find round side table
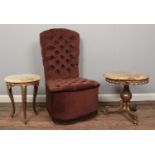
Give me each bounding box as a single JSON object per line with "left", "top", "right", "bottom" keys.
{"left": 103, "top": 72, "right": 149, "bottom": 125}
{"left": 5, "top": 74, "right": 40, "bottom": 124}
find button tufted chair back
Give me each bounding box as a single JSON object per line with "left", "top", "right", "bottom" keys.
{"left": 40, "top": 28, "right": 80, "bottom": 80}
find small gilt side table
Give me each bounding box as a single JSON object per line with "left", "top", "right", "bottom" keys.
{"left": 103, "top": 72, "right": 149, "bottom": 125}
{"left": 5, "top": 74, "right": 40, "bottom": 124}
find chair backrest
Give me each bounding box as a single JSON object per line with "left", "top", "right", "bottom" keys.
{"left": 40, "top": 28, "right": 80, "bottom": 80}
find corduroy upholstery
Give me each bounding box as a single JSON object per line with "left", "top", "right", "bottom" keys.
{"left": 40, "top": 28, "right": 100, "bottom": 122}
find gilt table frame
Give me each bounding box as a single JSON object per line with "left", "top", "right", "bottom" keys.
{"left": 6, "top": 80, "right": 39, "bottom": 124}
{"left": 104, "top": 77, "right": 149, "bottom": 125}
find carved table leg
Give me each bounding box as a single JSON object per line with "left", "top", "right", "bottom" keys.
{"left": 33, "top": 82, "right": 39, "bottom": 115}
{"left": 21, "top": 85, "right": 27, "bottom": 124}
{"left": 120, "top": 85, "right": 138, "bottom": 125}
{"left": 6, "top": 83, "right": 15, "bottom": 117}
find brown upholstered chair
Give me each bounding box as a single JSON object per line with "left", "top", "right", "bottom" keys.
{"left": 40, "top": 28, "right": 100, "bottom": 123}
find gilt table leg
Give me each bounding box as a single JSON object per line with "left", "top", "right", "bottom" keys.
{"left": 33, "top": 82, "right": 39, "bottom": 115}
{"left": 6, "top": 83, "right": 15, "bottom": 118}
{"left": 120, "top": 85, "right": 138, "bottom": 125}
{"left": 21, "top": 85, "right": 27, "bottom": 124}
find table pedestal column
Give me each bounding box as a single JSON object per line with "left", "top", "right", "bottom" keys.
{"left": 120, "top": 85, "right": 138, "bottom": 125}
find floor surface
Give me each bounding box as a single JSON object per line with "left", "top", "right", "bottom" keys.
{"left": 0, "top": 101, "right": 155, "bottom": 130}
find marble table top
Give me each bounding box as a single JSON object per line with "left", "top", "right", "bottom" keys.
{"left": 5, "top": 74, "right": 40, "bottom": 83}
{"left": 103, "top": 72, "right": 149, "bottom": 81}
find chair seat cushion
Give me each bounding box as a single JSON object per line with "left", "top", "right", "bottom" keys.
{"left": 47, "top": 77, "right": 100, "bottom": 92}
